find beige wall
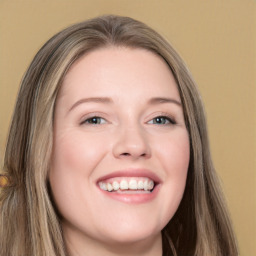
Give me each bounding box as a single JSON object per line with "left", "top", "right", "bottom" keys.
{"left": 0, "top": 0, "right": 255, "bottom": 255}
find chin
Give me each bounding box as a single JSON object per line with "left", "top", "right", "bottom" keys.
{"left": 98, "top": 223, "right": 161, "bottom": 245}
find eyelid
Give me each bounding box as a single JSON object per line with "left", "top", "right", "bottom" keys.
{"left": 83, "top": 117, "right": 107, "bottom": 125}
{"left": 147, "top": 112, "right": 177, "bottom": 125}
{"left": 79, "top": 112, "right": 109, "bottom": 125}
{"left": 79, "top": 111, "right": 177, "bottom": 126}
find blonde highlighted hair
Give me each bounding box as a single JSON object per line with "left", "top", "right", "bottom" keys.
{"left": 0, "top": 15, "right": 238, "bottom": 256}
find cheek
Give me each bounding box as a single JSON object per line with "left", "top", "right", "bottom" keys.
{"left": 153, "top": 131, "right": 190, "bottom": 221}
{"left": 51, "top": 131, "right": 107, "bottom": 175}
{"left": 49, "top": 132, "right": 108, "bottom": 214}
{"left": 155, "top": 130, "right": 190, "bottom": 173}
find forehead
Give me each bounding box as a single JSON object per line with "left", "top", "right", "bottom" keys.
{"left": 59, "top": 47, "right": 180, "bottom": 102}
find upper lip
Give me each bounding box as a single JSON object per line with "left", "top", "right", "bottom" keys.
{"left": 96, "top": 168, "right": 162, "bottom": 184}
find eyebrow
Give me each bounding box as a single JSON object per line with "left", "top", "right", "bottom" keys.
{"left": 68, "top": 97, "right": 113, "bottom": 112}
{"left": 68, "top": 96, "right": 182, "bottom": 113}
{"left": 148, "top": 97, "right": 182, "bottom": 106}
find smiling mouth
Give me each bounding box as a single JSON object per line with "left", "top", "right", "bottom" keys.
{"left": 98, "top": 177, "right": 156, "bottom": 193}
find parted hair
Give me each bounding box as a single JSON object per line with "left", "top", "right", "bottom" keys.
{"left": 0, "top": 15, "right": 238, "bottom": 256}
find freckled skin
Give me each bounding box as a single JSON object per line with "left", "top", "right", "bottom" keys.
{"left": 49, "top": 47, "right": 190, "bottom": 256}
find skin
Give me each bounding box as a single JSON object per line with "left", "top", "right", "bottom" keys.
{"left": 49, "top": 47, "right": 190, "bottom": 256}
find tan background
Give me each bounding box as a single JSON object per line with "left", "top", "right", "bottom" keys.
{"left": 0, "top": 0, "right": 255, "bottom": 255}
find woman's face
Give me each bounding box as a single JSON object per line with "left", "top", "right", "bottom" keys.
{"left": 49, "top": 47, "right": 190, "bottom": 248}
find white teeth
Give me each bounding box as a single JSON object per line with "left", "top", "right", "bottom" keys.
{"left": 137, "top": 180, "right": 144, "bottom": 189}
{"left": 129, "top": 179, "right": 138, "bottom": 190}
{"left": 99, "top": 178, "right": 155, "bottom": 192}
{"left": 107, "top": 183, "right": 113, "bottom": 192}
{"left": 143, "top": 180, "right": 149, "bottom": 191}
{"left": 99, "top": 182, "right": 107, "bottom": 191}
{"left": 148, "top": 180, "right": 154, "bottom": 190}
{"left": 112, "top": 181, "right": 120, "bottom": 190}
{"left": 120, "top": 180, "right": 129, "bottom": 190}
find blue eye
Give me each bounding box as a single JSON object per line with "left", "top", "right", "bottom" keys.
{"left": 82, "top": 116, "right": 106, "bottom": 125}
{"left": 149, "top": 116, "right": 176, "bottom": 125}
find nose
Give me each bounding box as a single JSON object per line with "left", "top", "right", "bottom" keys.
{"left": 112, "top": 125, "right": 151, "bottom": 160}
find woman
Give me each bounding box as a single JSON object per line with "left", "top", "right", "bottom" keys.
{"left": 0, "top": 15, "right": 238, "bottom": 256}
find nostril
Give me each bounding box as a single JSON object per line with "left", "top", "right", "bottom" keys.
{"left": 120, "top": 152, "right": 147, "bottom": 157}
{"left": 120, "top": 152, "right": 149, "bottom": 158}
{"left": 121, "top": 153, "right": 130, "bottom": 156}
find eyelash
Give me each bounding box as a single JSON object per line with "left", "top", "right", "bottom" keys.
{"left": 80, "top": 116, "right": 107, "bottom": 125}
{"left": 80, "top": 113, "right": 176, "bottom": 126}
{"left": 148, "top": 114, "right": 176, "bottom": 125}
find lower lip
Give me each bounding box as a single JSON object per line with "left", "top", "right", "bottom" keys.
{"left": 98, "top": 184, "right": 160, "bottom": 204}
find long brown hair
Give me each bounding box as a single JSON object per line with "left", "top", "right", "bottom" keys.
{"left": 0, "top": 15, "right": 238, "bottom": 256}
